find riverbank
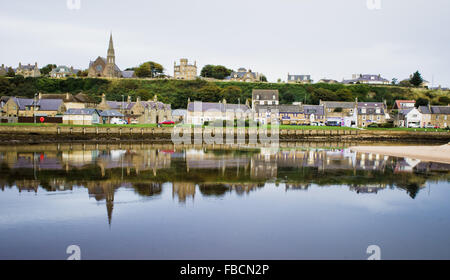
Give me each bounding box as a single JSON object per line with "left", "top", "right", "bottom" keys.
{"left": 0, "top": 124, "right": 449, "bottom": 144}
{"left": 350, "top": 144, "right": 450, "bottom": 164}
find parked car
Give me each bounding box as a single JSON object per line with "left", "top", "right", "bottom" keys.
{"left": 110, "top": 118, "right": 128, "bottom": 125}
{"left": 424, "top": 124, "right": 438, "bottom": 129}
{"left": 326, "top": 121, "right": 341, "bottom": 127}
{"left": 159, "top": 120, "right": 175, "bottom": 125}
{"left": 408, "top": 123, "right": 420, "bottom": 128}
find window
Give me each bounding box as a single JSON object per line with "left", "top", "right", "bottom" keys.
{"left": 362, "top": 108, "right": 366, "bottom": 114}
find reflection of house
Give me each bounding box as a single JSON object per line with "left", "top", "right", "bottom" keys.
{"left": 395, "top": 158, "right": 421, "bottom": 173}
{"left": 172, "top": 182, "right": 196, "bottom": 203}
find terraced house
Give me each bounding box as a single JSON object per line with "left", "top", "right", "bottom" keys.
{"left": 2, "top": 97, "right": 66, "bottom": 117}
{"left": 419, "top": 105, "right": 450, "bottom": 128}
{"left": 320, "top": 101, "right": 358, "bottom": 127}
{"left": 186, "top": 99, "right": 251, "bottom": 125}
{"left": 97, "top": 94, "right": 171, "bottom": 124}
{"left": 357, "top": 102, "right": 388, "bottom": 127}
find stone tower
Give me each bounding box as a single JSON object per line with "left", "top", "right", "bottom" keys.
{"left": 104, "top": 33, "right": 118, "bottom": 78}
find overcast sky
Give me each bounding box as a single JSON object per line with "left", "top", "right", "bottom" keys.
{"left": 1, "top": 0, "right": 449, "bottom": 86}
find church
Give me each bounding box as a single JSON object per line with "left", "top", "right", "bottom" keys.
{"left": 88, "top": 34, "right": 122, "bottom": 78}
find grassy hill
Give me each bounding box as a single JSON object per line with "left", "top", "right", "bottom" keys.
{"left": 0, "top": 76, "right": 448, "bottom": 109}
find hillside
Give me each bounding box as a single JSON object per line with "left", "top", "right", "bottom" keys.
{"left": 0, "top": 76, "right": 449, "bottom": 109}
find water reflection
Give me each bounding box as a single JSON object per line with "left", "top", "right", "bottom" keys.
{"left": 0, "top": 143, "right": 449, "bottom": 226}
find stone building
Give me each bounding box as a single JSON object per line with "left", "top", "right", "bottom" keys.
{"left": 88, "top": 34, "right": 122, "bottom": 78}
{"left": 419, "top": 105, "right": 450, "bottom": 128}
{"left": 186, "top": 99, "right": 251, "bottom": 125}
{"left": 15, "top": 62, "right": 41, "bottom": 77}
{"left": 38, "top": 93, "right": 95, "bottom": 110}
{"left": 357, "top": 102, "right": 388, "bottom": 127}
{"left": 50, "top": 65, "right": 79, "bottom": 78}
{"left": 174, "top": 59, "right": 197, "bottom": 80}
{"left": 320, "top": 100, "right": 358, "bottom": 127}
{"left": 97, "top": 94, "right": 172, "bottom": 124}
{"left": 2, "top": 97, "right": 66, "bottom": 117}
{"left": 0, "top": 64, "right": 7, "bottom": 76}
{"left": 226, "top": 68, "right": 262, "bottom": 82}
{"left": 287, "top": 74, "right": 312, "bottom": 84}
{"left": 252, "top": 89, "right": 279, "bottom": 109}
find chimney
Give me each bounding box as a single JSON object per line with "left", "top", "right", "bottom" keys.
{"left": 245, "top": 99, "right": 249, "bottom": 107}
{"left": 19, "top": 62, "right": 22, "bottom": 68}
{"left": 153, "top": 94, "right": 158, "bottom": 102}
{"left": 127, "top": 95, "right": 131, "bottom": 104}
{"left": 66, "top": 93, "right": 70, "bottom": 100}
{"left": 38, "top": 92, "right": 42, "bottom": 100}
{"left": 35, "top": 62, "right": 38, "bottom": 68}
{"left": 102, "top": 93, "right": 106, "bottom": 103}
{"left": 136, "top": 96, "right": 141, "bottom": 103}
{"left": 188, "top": 97, "right": 191, "bottom": 104}
{"left": 223, "top": 98, "right": 227, "bottom": 105}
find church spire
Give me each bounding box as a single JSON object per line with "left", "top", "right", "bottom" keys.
{"left": 107, "top": 32, "right": 115, "bottom": 64}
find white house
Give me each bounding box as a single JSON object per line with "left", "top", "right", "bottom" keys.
{"left": 398, "top": 108, "right": 422, "bottom": 128}
{"left": 63, "top": 109, "right": 101, "bottom": 125}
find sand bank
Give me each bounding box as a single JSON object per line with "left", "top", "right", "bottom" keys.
{"left": 350, "top": 144, "right": 450, "bottom": 164}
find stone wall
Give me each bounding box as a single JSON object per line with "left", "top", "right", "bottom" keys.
{"left": 0, "top": 125, "right": 448, "bottom": 144}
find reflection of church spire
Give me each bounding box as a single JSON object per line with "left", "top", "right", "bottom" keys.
{"left": 105, "top": 185, "right": 115, "bottom": 227}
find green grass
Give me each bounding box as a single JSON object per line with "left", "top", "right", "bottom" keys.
{"left": 0, "top": 123, "right": 172, "bottom": 128}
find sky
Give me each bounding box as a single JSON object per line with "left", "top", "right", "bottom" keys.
{"left": 0, "top": 0, "right": 449, "bottom": 87}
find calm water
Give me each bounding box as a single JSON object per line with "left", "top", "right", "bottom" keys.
{"left": 0, "top": 143, "right": 449, "bottom": 260}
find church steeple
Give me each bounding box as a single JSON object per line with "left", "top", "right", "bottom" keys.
{"left": 107, "top": 32, "right": 115, "bottom": 65}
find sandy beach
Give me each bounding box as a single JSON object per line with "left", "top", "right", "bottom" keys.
{"left": 350, "top": 144, "right": 450, "bottom": 164}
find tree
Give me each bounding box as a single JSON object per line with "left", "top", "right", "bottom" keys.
{"left": 260, "top": 75, "right": 267, "bottom": 82}
{"left": 410, "top": 71, "right": 424, "bottom": 87}
{"left": 391, "top": 78, "right": 398, "bottom": 85}
{"left": 76, "top": 70, "right": 88, "bottom": 77}
{"left": 40, "top": 64, "right": 57, "bottom": 76}
{"left": 6, "top": 67, "right": 15, "bottom": 77}
{"left": 134, "top": 61, "right": 164, "bottom": 78}
{"left": 220, "top": 86, "right": 243, "bottom": 104}
{"left": 416, "top": 97, "right": 428, "bottom": 107}
{"left": 200, "top": 65, "right": 233, "bottom": 80}
{"left": 438, "top": 96, "right": 450, "bottom": 105}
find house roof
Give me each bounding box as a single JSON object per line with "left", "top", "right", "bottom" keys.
{"left": 187, "top": 102, "right": 250, "bottom": 112}
{"left": 99, "top": 110, "right": 124, "bottom": 117}
{"left": 33, "top": 99, "right": 64, "bottom": 111}
{"left": 343, "top": 74, "right": 389, "bottom": 84}
{"left": 394, "top": 100, "right": 415, "bottom": 109}
{"left": 430, "top": 106, "right": 450, "bottom": 114}
{"left": 13, "top": 97, "right": 34, "bottom": 110}
{"left": 64, "top": 108, "right": 99, "bottom": 115}
{"left": 172, "top": 109, "right": 187, "bottom": 116}
{"left": 288, "top": 74, "right": 311, "bottom": 81}
{"left": 321, "top": 101, "right": 355, "bottom": 109}
{"left": 252, "top": 89, "right": 279, "bottom": 100}
{"left": 303, "top": 105, "right": 325, "bottom": 116}
{"left": 255, "top": 104, "right": 302, "bottom": 113}
{"left": 418, "top": 106, "right": 431, "bottom": 114}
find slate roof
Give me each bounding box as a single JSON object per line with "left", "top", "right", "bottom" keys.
{"left": 33, "top": 99, "right": 64, "bottom": 111}
{"left": 89, "top": 57, "right": 121, "bottom": 72}
{"left": 394, "top": 100, "right": 415, "bottom": 109}
{"left": 303, "top": 105, "right": 325, "bottom": 116}
{"left": 252, "top": 89, "right": 279, "bottom": 101}
{"left": 288, "top": 74, "right": 311, "bottom": 82}
{"left": 321, "top": 101, "right": 355, "bottom": 109}
{"left": 172, "top": 109, "right": 187, "bottom": 116}
{"left": 187, "top": 102, "right": 250, "bottom": 112}
{"left": 99, "top": 110, "right": 124, "bottom": 117}
{"left": 255, "top": 104, "right": 302, "bottom": 113}
{"left": 418, "top": 106, "right": 431, "bottom": 114}
{"left": 357, "top": 102, "right": 386, "bottom": 115}
{"left": 13, "top": 97, "right": 34, "bottom": 110}
{"left": 343, "top": 74, "right": 389, "bottom": 84}
{"left": 64, "top": 108, "right": 99, "bottom": 115}
{"left": 430, "top": 106, "right": 450, "bottom": 114}
{"left": 226, "top": 69, "right": 258, "bottom": 80}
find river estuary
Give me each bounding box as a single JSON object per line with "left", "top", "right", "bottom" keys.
{"left": 0, "top": 143, "right": 449, "bottom": 260}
